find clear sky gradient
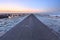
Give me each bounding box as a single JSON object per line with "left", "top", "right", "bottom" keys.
{"left": 0, "top": 0, "right": 60, "bottom": 13}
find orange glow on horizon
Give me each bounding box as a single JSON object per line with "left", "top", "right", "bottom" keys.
{"left": 0, "top": 8, "right": 47, "bottom": 13}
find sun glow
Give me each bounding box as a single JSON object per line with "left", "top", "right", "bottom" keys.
{"left": 0, "top": 7, "right": 45, "bottom": 13}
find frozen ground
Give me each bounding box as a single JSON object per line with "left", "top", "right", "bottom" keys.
{"left": 0, "top": 15, "right": 29, "bottom": 37}
{"left": 35, "top": 14, "right": 60, "bottom": 34}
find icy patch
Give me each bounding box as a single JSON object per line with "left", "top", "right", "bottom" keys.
{"left": 35, "top": 15, "right": 60, "bottom": 34}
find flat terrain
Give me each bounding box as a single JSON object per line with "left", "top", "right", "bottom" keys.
{"left": 0, "top": 14, "right": 60, "bottom": 40}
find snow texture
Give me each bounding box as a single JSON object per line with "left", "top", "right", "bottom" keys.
{"left": 35, "top": 14, "right": 60, "bottom": 34}
{"left": 0, "top": 15, "right": 29, "bottom": 37}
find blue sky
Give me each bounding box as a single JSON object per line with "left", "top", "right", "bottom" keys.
{"left": 0, "top": 0, "right": 60, "bottom": 12}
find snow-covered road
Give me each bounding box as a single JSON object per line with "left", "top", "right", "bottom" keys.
{"left": 1, "top": 14, "right": 60, "bottom": 37}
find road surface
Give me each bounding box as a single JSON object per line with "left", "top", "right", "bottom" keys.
{"left": 0, "top": 14, "right": 60, "bottom": 40}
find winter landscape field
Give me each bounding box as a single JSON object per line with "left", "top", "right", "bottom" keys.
{"left": 0, "top": 14, "right": 29, "bottom": 37}
{"left": 0, "top": 13, "right": 60, "bottom": 37}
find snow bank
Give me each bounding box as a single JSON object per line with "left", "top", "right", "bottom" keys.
{"left": 0, "top": 15, "right": 29, "bottom": 37}
{"left": 35, "top": 14, "right": 60, "bottom": 34}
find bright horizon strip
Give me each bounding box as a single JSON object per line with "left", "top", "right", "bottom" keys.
{"left": 0, "top": 8, "right": 57, "bottom": 13}
{"left": 0, "top": 8, "right": 46, "bottom": 13}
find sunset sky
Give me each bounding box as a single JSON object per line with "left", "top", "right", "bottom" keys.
{"left": 0, "top": 0, "right": 60, "bottom": 13}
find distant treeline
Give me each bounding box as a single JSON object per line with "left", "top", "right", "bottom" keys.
{"left": 0, "top": 14, "right": 10, "bottom": 19}
{"left": 0, "top": 13, "right": 29, "bottom": 19}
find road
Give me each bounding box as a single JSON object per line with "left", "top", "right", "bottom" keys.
{"left": 0, "top": 14, "right": 60, "bottom": 40}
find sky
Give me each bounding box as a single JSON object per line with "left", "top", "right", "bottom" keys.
{"left": 0, "top": 0, "right": 60, "bottom": 13}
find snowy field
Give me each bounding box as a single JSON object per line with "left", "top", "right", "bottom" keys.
{"left": 35, "top": 14, "right": 60, "bottom": 34}
{"left": 0, "top": 15, "right": 29, "bottom": 37}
